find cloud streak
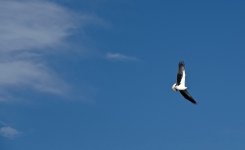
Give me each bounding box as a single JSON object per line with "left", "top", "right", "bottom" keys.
{"left": 105, "top": 52, "right": 139, "bottom": 62}
{"left": 0, "top": 126, "right": 20, "bottom": 139}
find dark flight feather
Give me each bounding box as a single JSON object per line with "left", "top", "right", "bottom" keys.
{"left": 179, "top": 90, "right": 197, "bottom": 104}
{"left": 177, "top": 61, "right": 185, "bottom": 85}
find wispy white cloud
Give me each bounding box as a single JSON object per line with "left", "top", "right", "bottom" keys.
{"left": 0, "top": 0, "right": 76, "bottom": 52}
{"left": 0, "top": 126, "right": 21, "bottom": 139}
{"left": 0, "top": 0, "right": 100, "bottom": 101}
{"left": 0, "top": 61, "right": 67, "bottom": 94}
{"left": 105, "top": 52, "right": 139, "bottom": 62}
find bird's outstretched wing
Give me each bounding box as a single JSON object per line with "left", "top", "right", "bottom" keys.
{"left": 179, "top": 90, "right": 197, "bottom": 104}
{"left": 177, "top": 61, "right": 185, "bottom": 86}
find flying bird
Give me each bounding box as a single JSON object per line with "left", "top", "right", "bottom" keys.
{"left": 172, "top": 61, "right": 197, "bottom": 104}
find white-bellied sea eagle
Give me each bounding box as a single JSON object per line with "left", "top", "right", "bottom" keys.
{"left": 172, "top": 61, "right": 197, "bottom": 104}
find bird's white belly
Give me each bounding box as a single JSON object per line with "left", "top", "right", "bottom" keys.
{"left": 175, "top": 85, "right": 187, "bottom": 90}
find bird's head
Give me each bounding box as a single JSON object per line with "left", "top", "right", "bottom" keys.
{"left": 172, "top": 83, "right": 177, "bottom": 92}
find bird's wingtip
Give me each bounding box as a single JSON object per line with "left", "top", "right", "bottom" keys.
{"left": 179, "top": 61, "right": 185, "bottom": 66}
{"left": 192, "top": 100, "right": 198, "bottom": 105}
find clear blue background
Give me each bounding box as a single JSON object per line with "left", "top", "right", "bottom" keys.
{"left": 1, "top": 0, "right": 245, "bottom": 149}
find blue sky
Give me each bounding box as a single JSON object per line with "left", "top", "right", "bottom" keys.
{"left": 1, "top": 0, "right": 245, "bottom": 149}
